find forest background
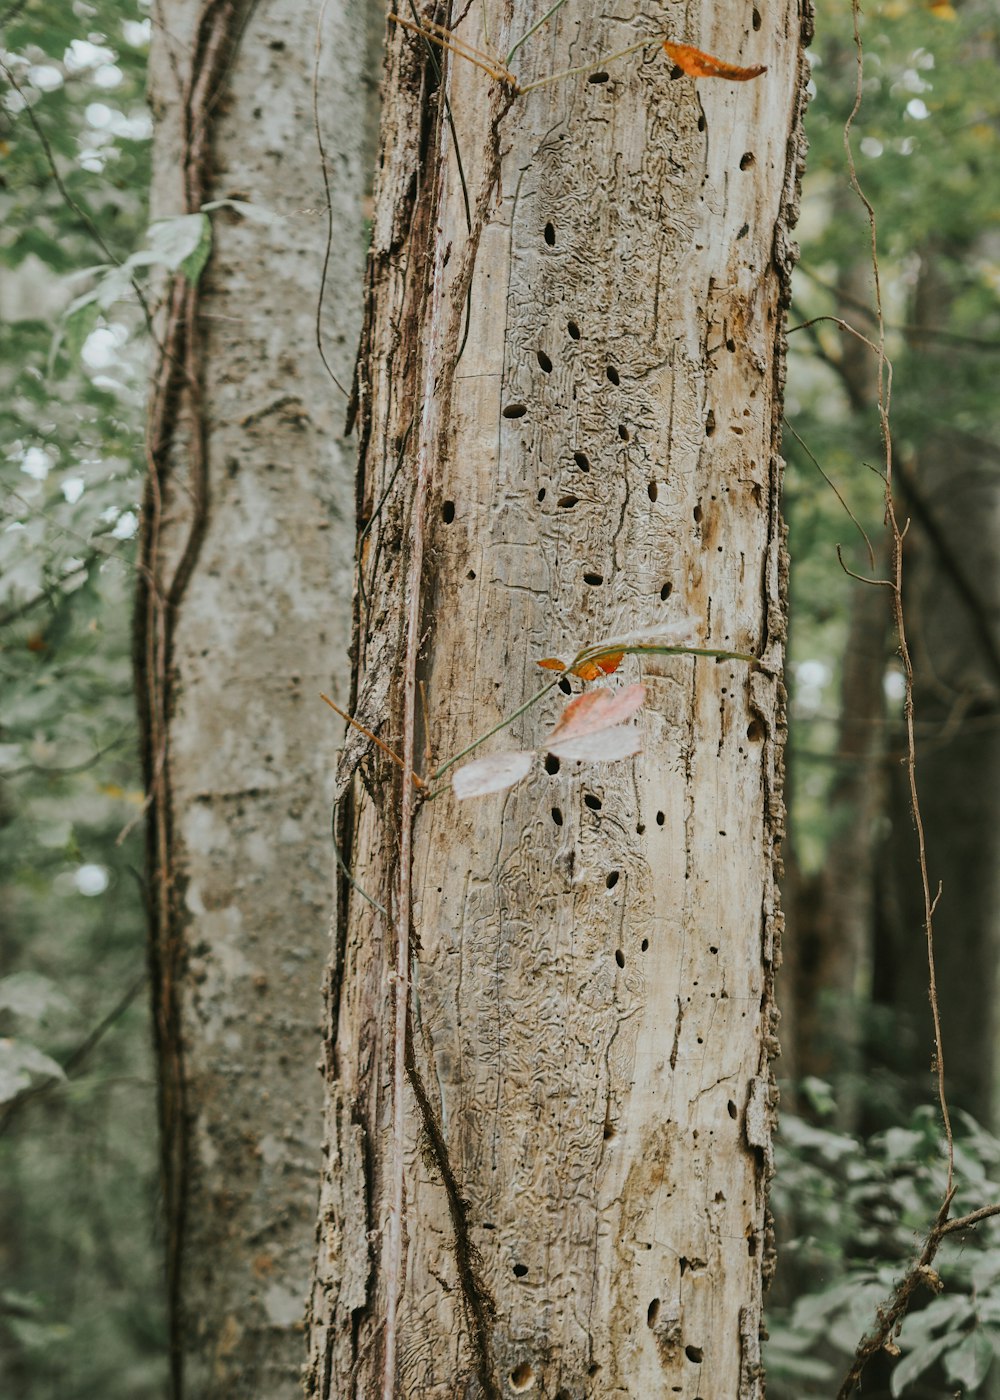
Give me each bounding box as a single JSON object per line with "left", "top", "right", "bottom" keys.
{"left": 1, "top": 0, "right": 999, "bottom": 1396}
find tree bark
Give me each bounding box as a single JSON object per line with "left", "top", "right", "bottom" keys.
{"left": 138, "top": 1, "right": 375, "bottom": 1394}
{"left": 307, "top": 2, "right": 810, "bottom": 1394}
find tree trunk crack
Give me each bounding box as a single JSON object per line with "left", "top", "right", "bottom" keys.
{"left": 405, "top": 1020, "right": 500, "bottom": 1399}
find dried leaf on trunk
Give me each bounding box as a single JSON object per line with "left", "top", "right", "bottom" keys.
{"left": 662, "top": 41, "right": 767, "bottom": 81}
{"left": 452, "top": 749, "right": 534, "bottom": 799}
{"left": 538, "top": 652, "right": 625, "bottom": 680}
{"left": 547, "top": 724, "right": 643, "bottom": 764}
{"left": 545, "top": 683, "right": 646, "bottom": 752}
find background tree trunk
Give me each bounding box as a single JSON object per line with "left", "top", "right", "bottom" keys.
{"left": 307, "top": 2, "right": 810, "bottom": 1394}
{"left": 874, "top": 241, "right": 1000, "bottom": 1128}
{"left": 139, "top": 1, "right": 376, "bottom": 1393}
{"left": 782, "top": 247, "right": 890, "bottom": 1128}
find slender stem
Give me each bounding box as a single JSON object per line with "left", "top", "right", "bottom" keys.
{"left": 783, "top": 415, "right": 876, "bottom": 572}
{"left": 516, "top": 36, "right": 655, "bottom": 94}
{"left": 320, "top": 693, "right": 426, "bottom": 788}
{"left": 389, "top": 12, "right": 516, "bottom": 85}
{"left": 940, "top": 1202, "right": 1000, "bottom": 1236}
{"left": 432, "top": 677, "right": 561, "bottom": 779}
{"left": 843, "top": 0, "right": 952, "bottom": 1189}
{"left": 418, "top": 12, "right": 504, "bottom": 67}
{"left": 421, "top": 782, "right": 452, "bottom": 801}
{"left": 312, "top": 0, "right": 350, "bottom": 397}
{"left": 506, "top": 0, "right": 570, "bottom": 66}
{"left": 329, "top": 798, "right": 387, "bottom": 918}
{"left": 574, "top": 640, "right": 757, "bottom": 667}
{"left": 836, "top": 5, "right": 956, "bottom": 1391}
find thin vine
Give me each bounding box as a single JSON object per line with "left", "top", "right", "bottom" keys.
{"left": 831, "top": 0, "right": 998, "bottom": 1391}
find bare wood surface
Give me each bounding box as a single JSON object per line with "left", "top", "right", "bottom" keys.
{"left": 307, "top": 0, "right": 811, "bottom": 1393}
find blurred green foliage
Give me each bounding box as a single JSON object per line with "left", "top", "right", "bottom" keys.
{"left": 2, "top": 0, "right": 999, "bottom": 1394}
{"left": 772, "top": 0, "right": 1000, "bottom": 1393}
{"left": 783, "top": 0, "right": 1000, "bottom": 870}
{"left": 769, "top": 1096, "right": 1000, "bottom": 1398}
{"left": 0, "top": 2, "right": 167, "bottom": 1395}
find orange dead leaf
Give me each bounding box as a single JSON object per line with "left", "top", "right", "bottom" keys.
{"left": 662, "top": 40, "right": 767, "bottom": 81}
{"left": 537, "top": 652, "right": 625, "bottom": 681}
{"left": 575, "top": 652, "right": 625, "bottom": 681}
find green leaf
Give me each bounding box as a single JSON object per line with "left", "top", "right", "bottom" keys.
{"left": 180, "top": 218, "right": 212, "bottom": 283}
{"left": 49, "top": 294, "right": 102, "bottom": 374}
{"left": 779, "top": 1113, "right": 860, "bottom": 1162}
{"left": 830, "top": 1282, "right": 895, "bottom": 1355}
{"left": 976, "top": 1295, "right": 1000, "bottom": 1327}
{"left": 898, "top": 1294, "right": 975, "bottom": 1346}
{"left": 0, "top": 973, "right": 72, "bottom": 1023}
{"left": 6, "top": 1315, "right": 73, "bottom": 1351}
{"left": 767, "top": 1348, "right": 835, "bottom": 1382}
{"left": 147, "top": 212, "right": 212, "bottom": 281}
{"left": 10, "top": 227, "right": 80, "bottom": 273}
{"left": 0, "top": 1037, "right": 66, "bottom": 1104}
{"left": 800, "top": 1075, "right": 838, "bottom": 1117}
{"left": 890, "top": 1331, "right": 956, "bottom": 1396}
{"left": 201, "top": 197, "right": 279, "bottom": 224}
{"left": 95, "top": 263, "right": 138, "bottom": 310}
{"left": 791, "top": 1275, "right": 876, "bottom": 1332}
{"left": 943, "top": 1329, "right": 995, "bottom": 1391}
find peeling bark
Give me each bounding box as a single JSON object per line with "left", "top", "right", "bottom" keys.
{"left": 308, "top": 1, "right": 810, "bottom": 1393}
{"left": 139, "top": 1, "right": 374, "bottom": 1394}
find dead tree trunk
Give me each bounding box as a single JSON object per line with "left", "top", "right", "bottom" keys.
{"left": 307, "top": 2, "right": 810, "bottom": 1394}
{"left": 138, "top": 1, "right": 375, "bottom": 1393}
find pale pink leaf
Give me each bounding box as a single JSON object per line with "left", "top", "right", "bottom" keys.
{"left": 544, "top": 683, "right": 646, "bottom": 748}
{"left": 547, "top": 723, "right": 643, "bottom": 763}
{"left": 451, "top": 749, "right": 534, "bottom": 799}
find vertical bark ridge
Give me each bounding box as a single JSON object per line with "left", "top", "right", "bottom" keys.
{"left": 405, "top": 1023, "right": 500, "bottom": 1397}
{"left": 388, "top": 69, "right": 518, "bottom": 1398}
{"left": 137, "top": 8, "right": 245, "bottom": 1392}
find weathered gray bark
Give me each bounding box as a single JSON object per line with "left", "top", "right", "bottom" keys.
{"left": 307, "top": 2, "right": 810, "bottom": 1394}
{"left": 139, "top": 1, "right": 374, "bottom": 1393}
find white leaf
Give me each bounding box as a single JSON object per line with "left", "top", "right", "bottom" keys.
{"left": 451, "top": 750, "right": 534, "bottom": 799}
{"left": 0, "top": 1038, "right": 66, "bottom": 1105}
{"left": 201, "top": 197, "right": 279, "bottom": 224}
{"left": 94, "top": 263, "right": 135, "bottom": 309}
{"left": 147, "top": 213, "right": 208, "bottom": 269}
{"left": 601, "top": 620, "right": 700, "bottom": 650}
{"left": 547, "top": 724, "right": 642, "bottom": 763}
{"left": 0, "top": 973, "right": 72, "bottom": 1023}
